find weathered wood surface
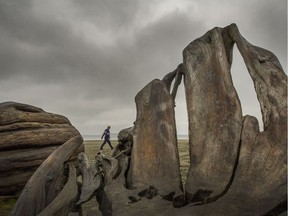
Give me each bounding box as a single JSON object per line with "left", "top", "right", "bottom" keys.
{"left": 111, "top": 127, "right": 133, "bottom": 157}
{"left": 127, "top": 79, "right": 183, "bottom": 196}
{"left": 183, "top": 25, "right": 243, "bottom": 201}
{"left": 10, "top": 136, "right": 83, "bottom": 216}
{"left": 37, "top": 163, "right": 79, "bottom": 216}
{"left": 162, "top": 63, "right": 185, "bottom": 101}
{"left": 94, "top": 24, "right": 286, "bottom": 216}
{"left": 76, "top": 152, "right": 102, "bottom": 205}
{"left": 0, "top": 102, "right": 83, "bottom": 195}
{"left": 212, "top": 23, "right": 287, "bottom": 215}
{"left": 101, "top": 157, "right": 119, "bottom": 184}
{"left": 96, "top": 155, "right": 136, "bottom": 216}
{"left": 4, "top": 24, "right": 286, "bottom": 216}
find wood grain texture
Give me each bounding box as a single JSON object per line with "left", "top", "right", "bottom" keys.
{"left": 37, "top": 163, "right": 79, "bottom": 216}
{"left": 183, "top": 26, "right": 242, "bottom": 201}
{"left": 10, "top": 136, "right": 83, "bottom": 216}
{"left": 95, "top": 24, "right": 286, "bottom": 216}
{"left": 127, "top": 79, "right": 183, "bottom": 196}
{"left": 4, "top": 23, "right": 287, "bottom": 216}
{"left": 77, "top": 152, "right": 102, "bottom": 205}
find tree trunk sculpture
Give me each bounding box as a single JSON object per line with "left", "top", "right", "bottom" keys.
{"left": 92, "top": 23, "right": 286, "bottom": 216}
{"left": 127, "top": 79, "right": 183, "bottom": 197}
{"left": 183, "top": 25, "right": 243, "bottom": 202}
{"left": 8, "top": 23, "right": 287, "bottom": 216}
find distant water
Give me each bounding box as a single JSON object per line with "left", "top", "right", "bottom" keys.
{"left": 83, "top": 134, "right": 118, "bottom": 140}
{"left": 82, "top": 134, "right": 188, "bottom": 140}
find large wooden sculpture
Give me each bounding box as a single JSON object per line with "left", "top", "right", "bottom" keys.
{"left": 8, "top": 24, "right": 287, "bottom": 216}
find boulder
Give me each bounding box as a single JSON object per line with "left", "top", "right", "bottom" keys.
{"left": 0, "top": 102, "right": 83, "bottom": 195}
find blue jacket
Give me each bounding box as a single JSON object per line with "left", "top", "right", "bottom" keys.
{"left": 101, "top": 128, "right": 110, "bottom": 140}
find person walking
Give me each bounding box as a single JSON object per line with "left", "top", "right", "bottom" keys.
{"left": 100, "top": 126, "right": 113, "bottom": 150}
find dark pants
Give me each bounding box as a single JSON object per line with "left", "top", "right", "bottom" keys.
{"left": 100, "top": 139, "right": 113, "bottom": 150}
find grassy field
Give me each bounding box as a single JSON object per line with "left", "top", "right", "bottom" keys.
{"left": 84, "top": 139, "right": 190, "bottom": 185}
{"left": 0, "top": 197, "right": 17, "bottom": 216}
{"left": 0, "top": 139, "right": 190, "bottom": 216}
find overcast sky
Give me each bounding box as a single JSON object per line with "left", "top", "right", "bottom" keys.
{"left": 0, "top": 0, "right": 286, "bottom": 136}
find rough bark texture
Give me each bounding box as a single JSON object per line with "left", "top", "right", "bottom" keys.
{"left": 127, "top": 79, "right": 183, "bottom": 196}
{"left": 0, "top": 102, "right": 83, "bottom": 195}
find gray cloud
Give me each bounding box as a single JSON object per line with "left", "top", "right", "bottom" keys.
{"left": 250, "top": 0, "right": 287, "bottom": 68}
{"left": 71, "top": 0, "right": 141, "bottom": 29}
{"left": 0, "top": 0, "right": 286, "bottom": 135}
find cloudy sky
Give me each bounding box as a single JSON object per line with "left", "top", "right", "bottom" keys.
{"left": 0, "top": 0, "right": 286, "bottom": 136}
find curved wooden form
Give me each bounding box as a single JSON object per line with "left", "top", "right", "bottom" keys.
{"left": 5, "top": 24, "right": 287, "bottom": 216}
{"left": 11, "top": 136, "right": 83, "bottom": 216}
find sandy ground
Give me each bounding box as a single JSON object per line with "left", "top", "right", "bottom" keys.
{"left": 0, "top": 139, "right": 190, "bottom": 216}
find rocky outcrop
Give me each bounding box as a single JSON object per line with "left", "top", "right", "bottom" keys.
{"left": 0, "top": 102, "right": 83, "bottom": 195}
